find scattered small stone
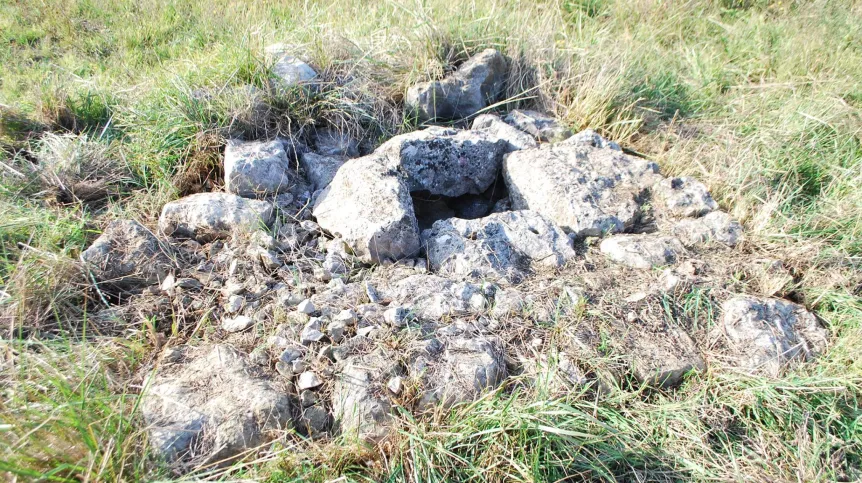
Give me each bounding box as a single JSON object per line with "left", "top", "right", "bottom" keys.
{"left": 600, "top": 235, "right": 685, "bottom": 269}
{"left": 296, "top": 299, "right": 316, "bottom": 315}
{"left": 222, "top": 315, "right": 254, "bottom": 333}
{"left": 317, "top": 344, "right": 335, "bottom": 362}
{"left": 225, "top": 295, "right": 245, "bottom": 314}
{"left": 299, "top": 405, "right": 330, "bottom": 436}
{"left": 356, "top": 326, "right": 377, "bottom": 337}
{"left": 297, "top": 371, "right": 323, "bottom": 390}
{"left": 365, "top": 281, "right": 384, "bottom": 303}
{"left": 291, "top": 359, "right": 308, "bottom": 374}
{"left": 384, "top": 306, "right": 410, "bottom": 328}
{"left": 333, "top": 309, "right": 358, "bottom": 326}
{"left": 160, "top": 273, "right": 176, "bottom": 293}
{"left": 387, "top": 376, "right": 403, "bottom": 395}
{"left": 327, "top": 320, "right": 346, "bottom": 342}
{"left": 279, "top": 346, "right": 303, "bottom": 364}
{"left": 275, "top": 361, "right": 292, "bottom": 377}
{"left": 300, "top": 390, "right": 317, "bottom": 408}
{"left": 625, "top": 292, "right": 648, "bottom": 303}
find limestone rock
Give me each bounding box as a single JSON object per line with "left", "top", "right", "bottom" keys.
{"left": 504, "top": 144, "right": 661, "bottom": 237}
{"left": 423, "top": 211, "right": 576, "bottom": 283}
{"left": 300, "top": 152, "right": 348, "bottom": 191}
{"left": 619, "top": 322, "right": 705, "bottom": 387}
{"left": 141, "top": 345, "right": 291, "bottom": 464}
{"left": 266, "top": 45, "right": 318, "bottom": 88}
{"left": 560, "top": 128, "right": 621, "bottom": 151}
{"left": 405, "top": 48, "right": 506, "bottom": 122}
{"left": 415, "top": 335, "right": 506, "bottom": 408}
{"left": 224, "top": 139, "right": 293, "bottom": 198}
{"left": 82, "top": 220, "right": 172, "bottom": 291}
{"left": 221, "top": 315, "right": 253, "bottom": 333}
{"left": 159, "top": 193, "right": 274, "bottom": 242}
{"left": 377, "top": 126, "right": 507, "bottom": 197}
{"left": 715, "top": 296, "right": 828, "bottom": 376}
{"left": 653, "top": 177, "right": 718, "bottom": 218}
{"left": 383, "top": 275, "right": 486, "bottom": 319}
{"left": 672, "top": 211, "right": 743, "bottom": 247}
{"left": 332, "top": 354, "right": 396, "bottom": 441}
{"left": 504, "top": 110, "right": 572, "bottom": 142}
{"left": 600, "top": 234, "right": 685, "bottom": 269}
{"left": 471, "top": 114, "right": 537, "bottom": 152}
{"left": 313, "top": 155, "right": 420, "bottom": 263}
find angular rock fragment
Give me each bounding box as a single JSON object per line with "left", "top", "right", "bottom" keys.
{"left": 313, "top": 155, "right": 420, "bottom": 263}
{"left": 472, "top": 113, "right": 537, "bottom": 152}
{"left": 313, "top": 128, "right": 359, "bottom": 158}
{"left": 504, "top": 109, "right": 572, "bottom": 143}
{"left": 653, "top": 176, "right": 718, "bottom": 218}
{"left": 600, "top": 234, "right": 685, "bottom": 269}
{"left": 82, "top": 219, "right": 172, "bottom": 291}
{"left": 423, "top": 211, "right": 576, "bottom": 283}
{"left": 141, "top": 345, "right": 291, "bottom": 464}
{"left": 504, "top": 144, "right": 661, "bottom": 237}
{"left": 332, "top": 354, "right": 397, "bottom": 441}
{"left": 377, "top": 126, "right": 507, "bottom": 197}
{"left": 415, "top": 335, "right": 506, "bottom": 408}
{"left": 672, "top": 211, "right": 743, "bottom": 247}
{"left": 405, "top": 48, "right": 506, "bottom": 122}
{"left": 383, "top": 274, "right": 486, "bottom": 319}
{"left": 159, "top": 193, "right": 274, "bottom": 242}
{"left": 224, "top": 139, "right": 293, "bottom": 198}
{"left": 715, "top": 296, "right": 828, "bottom": 376}
{"left": 266, "top": 44, "right": 317, "bottom": 88}
{"left": 300, "top": 152, "right": 347, "bottom": 191}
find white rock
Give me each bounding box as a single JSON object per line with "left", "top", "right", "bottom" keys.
{"left": 333, "top": 309, "right": 358, "bottom": 326}
{"left": 225, "top": 295, "right": 245, "bottom": 314}
{"left": 472, "top": 114, "right": 537, "bottom": 152}
{"left": 296, "top": 299, "right": 316, "bottom": 314}
{"left": 560, "top": 128, "right": 622, "bottom": 150}
{"left": 159, "top": 193, "right": 274, "bottom": 242}
{"left": 600, "top": 234, "right": 685, "bottom": 269}
{"left": 297, "top": 371, "right": 323, "bottom": 390}
{"left": 653, "top": 177, "right": 718, "bottom": 218}
{"left": 504, "top": 144, "right": 661, "bottom": 237}
{"left": 224, "top": 139, "right": 293, "bottom": 198}
{"left": 387, "top": 376, "right": 403, "bottom": 395}
{"left": 384, "top": 306, "right": 410, "bottom": 328}
{"left": 221, "top": 315, "right": 254, "bottom": 333}
{"left": 672, "top": 211, "right": 743, "bottom": 247}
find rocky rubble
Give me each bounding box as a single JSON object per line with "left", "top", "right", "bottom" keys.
{"left": 75, "top": 48, "right": 829, "bottom": 469}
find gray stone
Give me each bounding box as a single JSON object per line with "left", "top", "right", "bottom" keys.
{"left": 141, "top": 345, "right": 291, "bottom": 464}
{"left": 491, "top": 288, "right": 524, "bottom": 318}
{"left": 332, "top": 354, "right": 394, "bottom": 441}
{"left": 298, "top": 406, "right": 330, "bottom": 436}
{"left": 620, "top": 323, "right": 705, "bottom": 387}
{"left": 300, "top": 152, "right": 348, "bottom": 191}
{"left": 471, "top": 113, "right": 537, "bottom": 152}
{"left": 299, "top": 389, "right": 317, "bottom": 408}
{"left": 313, "top": 155, "right": 420, "bottom": 263}
{"left": 159, "top": 193, "right": 274, "bottom": 242}
{"left": 297, "top": 371, "right": 323, "bottom": 390}
{"left": 224, "top": 139, "right": 293, "bottom": 198}
{"left": 672, "top": 211, "right": 743, "bottom": 247}
{"left": 384, "top": 306, "right": 410, "bottom": 328}
{"left": 715, "top": 296, "right": 828, "bottom": 376}
{"left": 654, "top": 177, "right": 718, "bottom": 218}
{"left": 504, "top": 144, "right": 661, "bottom": 237}
{"left": 82, "top": 220, "right": 172, "bottom": 291}
{"left": 387, "top": 376, "right": 403, "bottom": 395}
{"left": 405, "top": 49, "right": 506, "bottom": 122}
{"left": 221, "top": 315, "right": 253, "bottom": 333}
{"left": 296, "top": 299, "right": 316, "bottom": 315}
{"left": 377, "top": 126, "right": 507, "bottom": 197}
{"left": 314, "top": 128, "right": 359, "bottom": 158}
{"left": 279, "top": 347, "right": 303, "bottom": 364}
{"left": 383, "top": 275, "right": 485, "bottom": 319}
{"left": 423, "top": 210, "right": 576, "bottom": 283}
{"left": 600, "top": 234, "right": 685, "bottom": 269}
{"left": 327, "top": 320, "right": 346, "bottom": 342}
{"left": 560, "top": 128, "right": 621, "bottom": 150}
{"left": 416, "top": 336, "right": 506, "bottom": 408}
{"left": 504, "top": 110, "right": 572, "bottom": 143}
{"left": 266, "top": 45, "right": 318, "bottom": 88}
{"left": 333, "top": 309, "right": 358, "bottom": 326}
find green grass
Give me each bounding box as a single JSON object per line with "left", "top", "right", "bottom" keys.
{"left": 1, "top": 0, "right": 861, "bottom": 481}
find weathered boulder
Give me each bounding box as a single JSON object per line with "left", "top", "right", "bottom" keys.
{"left": 312, "top": 155, "right": 420, "bottom": 263}
{"left": 81, "top": 220, "right": 173, "bottom": 291}
{"left": 715, "top": 296, "right": 828, "bottom": 376}
{"left": 504, "top": 110, "right": 572, "bottom": 142}
{"left": 472, "top": 114, "right": 537, "bottom": 152}
{"left": 224, "top": 139, "right": 293, "bottom": 198}
{"left": 600, "top": 234, "right": 685, "bottom": 269}
{"left": 560, "top": 128, "right": 621, "bottom": 151}
{"left": 159, "top": 193, "right": 274, "bottom": 242}
{"left": 141, "top": 345, "right": 291, "bottom": 464}
{"left": 504, "top": 144, "right": 661, "bottom": 237}
{"left": 653, "top": 177, "right": 718, "bottom": 218}
{"left": 314, "top": 128, "right": 360, "bottom": 158}
{"left": 382, "top": 274, "right": 487, "bottom": 319}
{"left": 672, "top": 211, "right": 743, "bottom": 247}
{"left": 414, "top": 335, "right": 506, "bottom": 408}
{"left": 423, "top": 211, "right": 576, "bottom": 283}
{"left": 405, "top": 49, "right": 506, "bottom": 122}
{"left": 377, "top": 126, "right": 507, "bottom": 197}
{"left": 300, "top": 152, "right": 347, "bottom": 191}
{"left": 332, "top": 353, "right": 397, "bottom": 441}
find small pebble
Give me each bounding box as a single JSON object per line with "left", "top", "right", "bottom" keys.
{"left": 297, "top": 371, "right": 323, "bottom": 390}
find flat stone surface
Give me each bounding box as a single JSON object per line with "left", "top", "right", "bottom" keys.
{"left": 672, "top": 211, "right": 743, "bottom": 247}
{"left": 472, "top": 113, "right": 537, "bottom": 152}
{"left": 504, "top": 144, "right": 661, "bottom": 237}
{"left": 653, "top": 176, "right": 718, "bottom": 218}
{"left": 300, "top": 152, "right": 348, "bottom": 191}
{"left": 600, "top": 234, "right": 685, "bottom": 269}
{"left": 159, "top": 193, "right": 274, "bottom": 242}
{"left": 415, "top": 335, "right": 507, "bottom": 408}
{"left": 224, "top": 139, "right": 293, "bottom": 198}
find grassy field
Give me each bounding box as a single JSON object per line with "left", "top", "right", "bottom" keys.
{"left": 1, "top": 0, "right": 861, "bottom": 481}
